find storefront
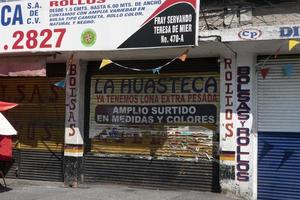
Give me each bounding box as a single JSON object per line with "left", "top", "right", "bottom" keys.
{"left": 1, "top": 62, "right": 66, "bottom": 181}
{"left": 0, "top": 0, "right": 202, "bottom": 186}
{"left": 84, "top": 58, "right": 221, "bottom": 191}
{"left": 2, "top": 0, "right": 300, "bottom": 199}
{"left": 257, "top": 55, "right": 300, "bottom": 200}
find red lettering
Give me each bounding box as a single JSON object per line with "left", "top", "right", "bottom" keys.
{"left": 50, "top": 1, "right": 59, "bottom": 6}
{"left": 225, "top": 109, "right": 232, "bottom": 120}
{"left": 225, "top": 96, "right": 233, "bottom": 106}
{"left": 225, "top": 83, "right": 233, "bottom": 94}
{"left": 225, "top": 123, "right": 233, "bottom": 137}
{"left": 50, "top": 0, "right": 106, "bottom": 7}
{"left": 69, "top": 77, "right": 76, "bottom": 86}
{"left": 16, "top": 84, "right": 26, "bottom": 102}
{"left": 224, "top": 58, "right": 232, "bottom": 69}
{"left": 49, "top": 85, "right": 59, "bottom": 103}
{"left": 225, "top": 71, "right": 232, "bottom": 81}
{"left": 0, "top": 85, "right": 7, "bottom": 99}
{"left": 27, "top": 122, "right": 35, "bottom": 140}
{"left": 69, "top": 64, "right": 77, "bottom": 75}
{"left": 96, "top": 95, "right": 105, "bottom": 103}
{"left": 42, "top": 125, "right": 52, "bottom": 141}
{"left": 69, "top": 124, "right": 76, "bottom": 136}
{"left": 29, "top": 85, "right": 43, "bottom": 103}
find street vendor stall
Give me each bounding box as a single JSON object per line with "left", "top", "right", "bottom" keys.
{"left": 0, "top": 101, "right": 18, "bottom": 187}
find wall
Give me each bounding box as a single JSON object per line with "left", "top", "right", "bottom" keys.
{"left": 199, "top": 0, "right": 300, "bottom": 30}
{"left": 219, "top": 53, "right": 257, "bottom": 200}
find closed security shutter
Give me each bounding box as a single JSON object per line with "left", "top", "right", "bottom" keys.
{"left": 257, "top": 56, "right": 300, "bottom": 200}
{"left": 85, "top": 155, "right": 219, "bottom": 191}
{"left": 257, "top": 57, "right": 300, "bottom": 132}
{"left": 258, "top": 132, "right": 300, "bottom": 200}
{"left": 85, "top": 58, "right": 220, "bottom": 191}
{"left": 0, "top": 77, "right": 65, "bottom": 181}
{"left": 89, "top": 73, "right": 219, "bottom": 158}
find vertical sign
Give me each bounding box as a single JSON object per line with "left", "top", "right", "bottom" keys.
{"left": 236, "top": 66, "right": 252, "bottom": 182}
{"left": 220, "top": 58, "right": 236, "bottom": 162}
{"left": 65, "top": 58, "right": 83, "bottom": 157}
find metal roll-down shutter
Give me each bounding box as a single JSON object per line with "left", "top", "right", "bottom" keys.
{"left": 0, "top": 77, "right": 65, "bottom": 181}
{"left": 84, "top": 58, "right": 220, "bottom": 192}
{"left": 257, "top": 56, "right": 300, "bottom": 200}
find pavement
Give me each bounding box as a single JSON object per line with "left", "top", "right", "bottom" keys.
{"left": 0, "top": 179, "right": 235, "bottom": 200}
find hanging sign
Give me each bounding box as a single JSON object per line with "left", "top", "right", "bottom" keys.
{"left": 0, "top": 0, "right": 199, "bottom": 53}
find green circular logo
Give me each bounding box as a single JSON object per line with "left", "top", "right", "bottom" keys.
{"left": 81, "top": 29, "right": 97, "bottom": 47}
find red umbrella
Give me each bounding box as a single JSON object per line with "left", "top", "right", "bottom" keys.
{"left": 0, "top": 101, "right": 18, "bottom": 112}
{"left": 0, "top": 102, "right": 18, "bottom": 162}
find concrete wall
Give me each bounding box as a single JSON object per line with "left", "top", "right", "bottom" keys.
{"left": 219, "top": 52, "right": 257, "bottom": 200}
{"left": 199, "top": 0, "right": 300, "bottom": 30}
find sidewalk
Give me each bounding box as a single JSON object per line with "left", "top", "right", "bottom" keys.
{"left": 0, "top": 179, "right": 235, "bottom": 200}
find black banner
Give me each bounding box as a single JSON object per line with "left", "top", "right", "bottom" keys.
{"left": 118, "top": 3, "right": 196, "bottom": 48}
{"left": 95, "top": 104, "right": 217, "bottom": 124}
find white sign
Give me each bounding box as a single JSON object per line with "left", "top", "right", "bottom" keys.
{"left": 0, "top": 0, "right": 199, "bottom": 53}
{"left": 65, "top": 60, "right": 83, "bottom": 146}
{"left": 200, "top": 24, "right": 300, "bottom": 42}
{"left": 220, "top": 58, "right": 236, "bottom": 152}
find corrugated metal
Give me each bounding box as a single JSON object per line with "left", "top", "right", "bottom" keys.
{"left": 3, "top": 149, "right": 19, "bottom": 179}
{"left": 0, "top": 77, "right": 65, "bottom": 181}
{"left": 258, "top": 132, "right": 300, "bottom": 200}
{"left": 91, "top": 127, "right": 215, "bottom": 159}
{"left": 257, "top": 57, "right": 300, "bottom": 132}
{"left": 19, "top": 149, "right": 63, "bottom": 181}
{"left": 0, "top": 78, "right": 65, "bottom": 152}
{"left": 85, "top": 60, "right": 220, "bottom": 191}
{"left": 89, "top": 73, "right": 219, "bottom": 158}
{"left": 84, "top": 154, "right": 219, "bottom": 191}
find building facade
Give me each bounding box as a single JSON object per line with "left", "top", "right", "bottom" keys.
{"left": 0, "top": 0, "right": 300, "bottom": 199}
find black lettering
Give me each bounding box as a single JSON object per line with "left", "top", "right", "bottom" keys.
{"left": 132, "top": 79, "right": 143, "bottom": 93}
{"left": 237, "top": 91, "right": 250, "bottom": 102}
{"left": 16, "top": 84, "right": 26, "bottom": 102}
{"left": 205, "top": 77, "right": 217, "bottom": 93}
{"left": 29, "top": 85, "right": 43, "bottom": 103}
{"left": 121, "top": 79, "right": 131, "bottom": 93}
{"left": 144, "top": 79, "right": 155, "bottom": 94}
{"left": 225, "top": 83, "right": 233, "bottom": 94}
{"left": 69, "top": 98, "right": 76, "bottom": 110}
{"left": 192, "top": 77, "right": 203, "bottom": 93}
{"left": 157, "top": 78, "right": 167, "bottom": 93}
{"left": 49, "top": 84, "right": 59, "bottom": 103}
{"left": 181, "top": 77, "right": 190, "bottom": 93}
{"left": 103, "top": 79, "right": 114, "bottom": 94}
{"left": 237, "top": 172, "right": 249, "bottom": 182}
{"left": 95, "top": 79, "right": 102, "bottom": 94}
